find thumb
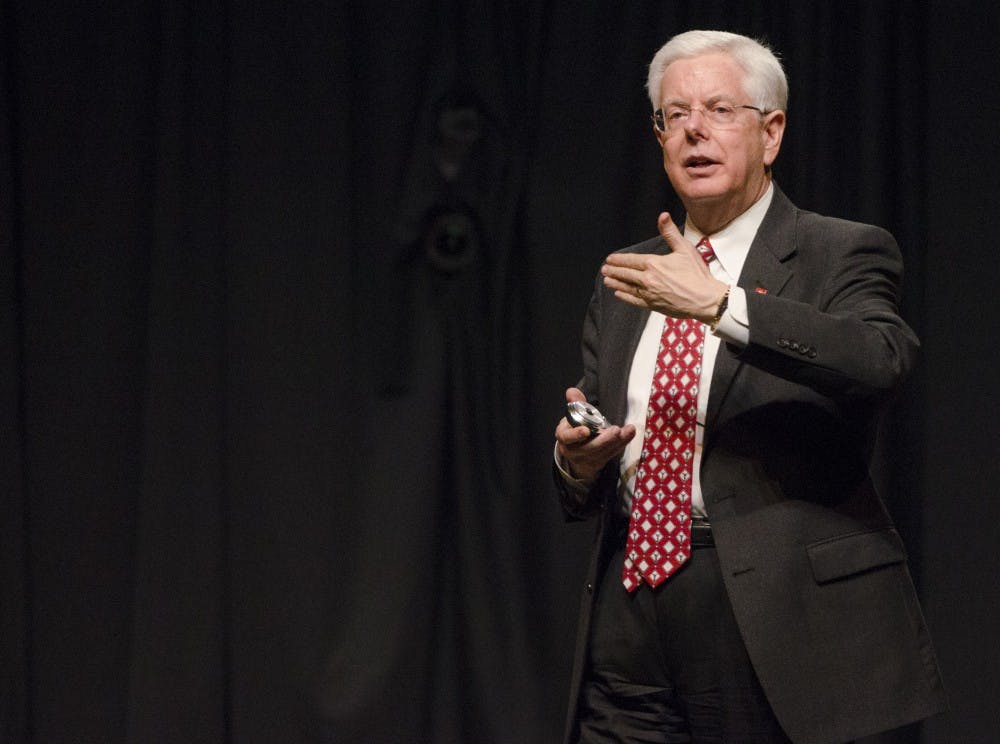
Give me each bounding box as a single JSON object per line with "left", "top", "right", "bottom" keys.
{"left": 566, "top": 387, "right": 586, "bottom": 403}
{"left": 657, "top": 212, "right": 697, "bottom": 256}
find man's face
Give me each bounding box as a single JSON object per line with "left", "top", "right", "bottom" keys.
{"left": 654, "top": 53, "right": 784, "bottom": 226}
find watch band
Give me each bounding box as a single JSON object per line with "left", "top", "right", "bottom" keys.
{"left": 709, "top": 287, "right": 731, "bottom": 332}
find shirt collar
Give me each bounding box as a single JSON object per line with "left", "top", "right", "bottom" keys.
{"left": 683, "top": 182, "right": 774, "bottom": 282}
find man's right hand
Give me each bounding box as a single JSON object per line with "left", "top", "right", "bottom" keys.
{"left": 555, "top": 387, "right": 636, "bottom": 484}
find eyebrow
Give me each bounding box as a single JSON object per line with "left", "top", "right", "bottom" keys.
{"left": 662, "top": 94, "right": 739, "bottom": 107}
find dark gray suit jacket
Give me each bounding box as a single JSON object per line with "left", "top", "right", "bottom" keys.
{"left": 559, "top": 185, "right": 946, "bottom": 744}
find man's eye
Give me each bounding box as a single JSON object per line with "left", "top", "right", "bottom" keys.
{"left": 713, "top": 105, "right": 735, "bottom": 115}
{"left": 666, "top": 110, "right": 687, "bottom": 120}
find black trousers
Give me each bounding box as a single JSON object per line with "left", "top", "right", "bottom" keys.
{"left": 576, "top": 539, "right": 792, "bottom": 744}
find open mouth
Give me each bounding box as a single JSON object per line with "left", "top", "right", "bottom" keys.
{"left": 683, "top": 156, "right": 719, "bottom": 170}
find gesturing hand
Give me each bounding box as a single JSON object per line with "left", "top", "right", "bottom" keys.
{"left": 601, "top": 212, "right": 728, "bottom": 322}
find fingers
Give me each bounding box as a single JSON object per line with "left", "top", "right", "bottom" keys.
{"left": 603, "top": 213, "right": 697, "bottom": 272}
{"left": 557, "top": 408, "right": 598, "bottom": 442}
{"left": 601, "top": 211, "right": 709, "bottom": 317}
{"left": 603, "top": 252, "right": 648, "bottom": 270}
{"left": 611, "top": 289, "right": 648, "bottom": 309}
{"left": 559, "top": 387, "right": 594, "bottom": 440}
{"left": 556, "top": 422, "right": 637, "bottom": 482}
{"left": 555, "top": 384, "right": 637, "bottom": 480}
{"left": 600, "top": 268, "right": 651, "bottom": 310}
{"left": 657, "top": 212, "right": 698, "bottom": 256}
{"left": 557, "top": 420, "right": 636, "bottom": 448}
{"left": 557, "top": 420, "right": 597, "bottom": 444}
{"left": 600, "top": 257, "right": 647, "bottom": 295}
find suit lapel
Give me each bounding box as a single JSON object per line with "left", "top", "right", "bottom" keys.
{"left": 602, "top": 237, "right": 663, "bottom": 425}
{"left": 704, "top": 185, "right": 798, "bottom": 434}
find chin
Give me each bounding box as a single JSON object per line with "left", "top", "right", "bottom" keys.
{"left": 676, "top": 182, "right": 732, "bottom": 204}
{"left": 668, "top": 169, "right": 724, "bottom": 196}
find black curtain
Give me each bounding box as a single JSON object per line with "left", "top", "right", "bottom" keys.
{"left": 3, "top": 2, "right": 998, "bottom": 743}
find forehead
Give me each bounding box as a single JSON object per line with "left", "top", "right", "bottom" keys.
{"left": 658, "top": 52, "right": 748, "bottom": 102}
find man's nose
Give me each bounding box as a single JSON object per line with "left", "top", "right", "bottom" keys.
{"left": 683, "top": 109, "right": 709, "bottom": 138}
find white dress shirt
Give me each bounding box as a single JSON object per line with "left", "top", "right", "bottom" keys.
{"left": 558, "top": 183, "right": 775, "bottom": 516}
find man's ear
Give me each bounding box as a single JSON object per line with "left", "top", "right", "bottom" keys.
{"left": 762, "top": 110, "right": 786, "bottom": 167}
{"left": 653, "top": 123, "right": 668, "bottom": 149}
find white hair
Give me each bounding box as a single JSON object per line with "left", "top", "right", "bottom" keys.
{"left": 646, "top": 30, "right": 788, "bottom": 113}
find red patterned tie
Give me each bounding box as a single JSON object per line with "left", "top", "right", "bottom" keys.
{"left": 622, "top": 237, "right": 715, "bottom": 591}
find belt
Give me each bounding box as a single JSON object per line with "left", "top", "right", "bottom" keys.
{"left": 689, "top": 517, "right": 714, "bottom": 548}
{"left": 612, "top": 512, "right": 714, "bottom": 548}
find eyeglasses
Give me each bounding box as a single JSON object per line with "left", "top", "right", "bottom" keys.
{"left": 652, "top": 103, "right": 767, "bottom": 133}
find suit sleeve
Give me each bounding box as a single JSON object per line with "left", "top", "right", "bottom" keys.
{"left": 555, "top": 272, "right": 615, "bottom": 521}
{"left": 576, "top": 271, "right": 604, "bottom": 406}
{"left": 738, "top": 223, "right": 919, "bottom": 400}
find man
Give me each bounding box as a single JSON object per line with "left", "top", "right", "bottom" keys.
{"left": 553, "top": 30, "right": 945, "bottom": 744}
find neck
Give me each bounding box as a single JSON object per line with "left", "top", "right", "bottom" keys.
{"left": 685, "top": 175, "right": 771, "bottom": 236}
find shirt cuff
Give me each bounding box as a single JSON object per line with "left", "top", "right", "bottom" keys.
{"left": 553, "top": 442, "right": 595, "bottom": 494}
{"left": 711, "top": 285, "right": 749, "bottom": 346}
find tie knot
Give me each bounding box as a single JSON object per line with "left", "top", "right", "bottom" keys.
{"left": 696, "top": 237, "right": 716, "bottom": 265}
